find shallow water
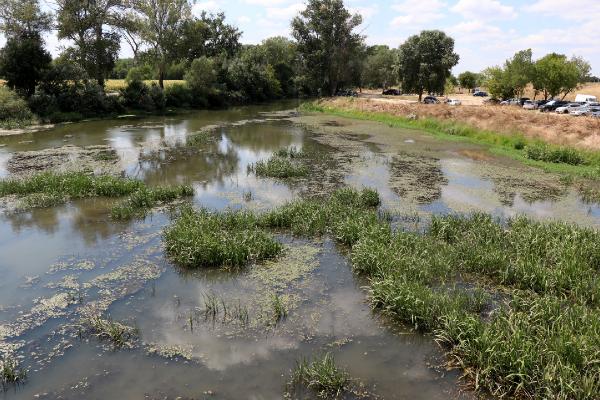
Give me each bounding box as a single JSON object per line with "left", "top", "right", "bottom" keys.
{"left": 1, "top": 103, "right": 599, "bottom": 399}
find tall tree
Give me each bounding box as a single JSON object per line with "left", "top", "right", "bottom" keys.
{"left": 504, "top": 49, "right": 534, "bottom": 98}
{"left": 532, "top": 53, "right": 580, "bottom": 100}
{"left": 291, "top": 0, "right": 364, "bottom": 96}
{"left": 57, "top": 0, "right": 124, "bottom": 86}
{"left": 0, "top": 0, "right": 52, "bottom": 96}
{"left": 362, "top": 45, "right": 398, "bottom": 90}
{"left": 178, "top": 12, "right": 242, "bottom": 61}
{"left": 458, "top": 71, "right": 478, "bottom": 93}
{"left": 397, "top": 30, "right": 459, "bottom": 101}
{"left": 130, "top": 0, "right": 192, "bottom": 88}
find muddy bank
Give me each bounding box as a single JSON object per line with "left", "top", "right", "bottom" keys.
{"left": 318, "top": 97, "right": 600, "bottom": 150}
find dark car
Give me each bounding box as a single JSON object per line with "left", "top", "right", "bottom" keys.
{"left": 535, "top": 99, "right": 548, "bottom": 107}
{"left": 473, "top": 91, "right": 488, "bottom": 97}
{"left": 382, "top": 89, "right": 400, "bottom": 96}
{"left": 538, "top": 100, "right": 568, "bottom": 112}
{"left": 518, "top": 97, "right": 531, "bottom": 106}
{"left": 423, "top": 96, "right": 440, "bottom": 104}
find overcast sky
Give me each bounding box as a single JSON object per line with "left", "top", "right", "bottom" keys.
{"left": 25, "top": 0, "right": 600, "bottom": 75}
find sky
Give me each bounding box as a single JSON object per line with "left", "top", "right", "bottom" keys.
{"left": 28, "top": 0, "right": 600, "bottom": 75}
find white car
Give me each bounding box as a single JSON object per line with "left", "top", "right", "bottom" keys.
{"left": 447, "top": 99, "right": 462, "bottom": 106}
{"left": 555, "top": 103, "right": 583, "bottom": 114}
{"left": 522, "top": 100, "right": 536, "bottom": 110}
{"left": 570, "top": 106, "right": 590, "bottom": 116}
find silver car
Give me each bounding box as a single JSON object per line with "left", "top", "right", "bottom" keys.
{"left": 555, "top": 103, "right": 583, "bottom": 114}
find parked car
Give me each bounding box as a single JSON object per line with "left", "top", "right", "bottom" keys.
{"left": 518, "top": 97, "right": 531, "bottom": 106}
{"left": 423, "top": 96, "right": 440, "bottom": 104}
{"left": 500, "top": 98, "right": 520, "bottom": 106}
{"left": 555, "top": 103, "right": 583, "bottom": 114}
{"left": 522, "top": 100, "right": 536, "bottom": 110}
{"left": 570, "top": 106, "right": 591, "bottom": 116}
{"left": 538, "top": 100, "right": 568, "bottom": 112}
{"left": 590, "top": 110, "right": 600, "bottom": 118}
{"left": 446, "top": 98, "right": 462, "bottom": 106}
{"left": 582, "top": 107, "right": 600, "bottom": 117}
{"left": 473, "top": 91, "right": 488, "bottom": 97}
{"left": 535, "top": 99, "right": 549, "bottom": 107}
{"left": 575, "top": 94, "right": 597, "bottom": 103}
{"left": 382, "top": 89, "right": 400, "bottom": 96}
{"left": 483, "top": 98, "right": 500, "bottom": 105}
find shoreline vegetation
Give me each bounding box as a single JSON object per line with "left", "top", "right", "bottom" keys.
{"left": 301, "top": 100, "right": 600, "bottom": 181}
{"left": 0, "top": 171, "right": 193, "bottom": 217}
{"left": 163, "top": 187, "right": 599, "bottom": 399}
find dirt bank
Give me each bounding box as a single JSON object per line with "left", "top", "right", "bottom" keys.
{"left": 321, "top": 97, "right": 600, "bottom": 150}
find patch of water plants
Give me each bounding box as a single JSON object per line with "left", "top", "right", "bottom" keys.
{"left": 81, "top": 315, "right": 139, "bottom": 348}
{"left": 249, "top": 147, "right": 311, "bottom": 179}
{"left": 288, "top": 353, "right": 352, "bottom": 399}
{"left": 164, "top": 187, "right": 599, "bottom": 399}
{"left": 0, "top": 356, "right": 27, "bottom": 391}
{"left": 0, "top": 171, "right": 193, "bottom": 215}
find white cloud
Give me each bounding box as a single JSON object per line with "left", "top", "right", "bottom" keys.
{"left": 525, "top": 0, "right": 600, "bottom": 21}
{"left": 452, "top": 0, "right": 516, "bottom": 21}
{"left": 265, "top": 3, "right": 304, "bottom": 20}
{"left": 390, "top": 0, "right": 447, "bottom": 27}
{"left": 192, "top": 1, "right": 221, "bottom": 15}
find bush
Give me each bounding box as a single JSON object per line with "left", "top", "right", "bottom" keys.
{"left": 126, "top": 64, "right": 154, "bottom": 82}
{"left": 120, "top": 79, "right": 164, "bottom": 111}
{"left": 0, "top": 86, "right": 35, "bottom": 127}
{"left": 165, "top": 83, "right": 194, "bottom": 108}
{"left": 526, "top": 144, "right": 586, "bottom": 166}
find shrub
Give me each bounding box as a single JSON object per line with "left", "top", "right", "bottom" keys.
{"left": 165, "top": 83, "right": 193, "bottom": 108}
{"left": 526, "top": 144, "right": 586, "bottom": 166}
{"left": 0, "top": 86, "right": 35, "bottom": 127}
{"left": 125, "top": 64, "right": 154, "bottom": 82}
{"left": 120, "top": 79, "right": 164, "bottom": 111}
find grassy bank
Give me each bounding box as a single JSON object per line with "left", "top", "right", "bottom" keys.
{"left": 164, "top": 187, "right": 600, "bottom": 399}
{"left": 301, "top": 102, "right": 600, "bottom": 180}
{"left": 0, "top": 172, "right": 193, "bottom": 216}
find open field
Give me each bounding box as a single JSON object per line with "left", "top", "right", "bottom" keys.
{"left": 104, "top": 79, "right": 185, "bottom": 91}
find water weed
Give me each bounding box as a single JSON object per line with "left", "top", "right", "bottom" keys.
{"left": 111, "top": 185, "right": 194, "bottom": 220}
{"left": 82, "top": 315, "right": 139, "bottom": 348}
{"left": 289, "top": 353, "right": 350, "bottom": 399}
{"left": 0, "top": 356, "right": 27, "bottom": 390}
{"left": 251, "top": 156, "right": 309, "bottom": 179}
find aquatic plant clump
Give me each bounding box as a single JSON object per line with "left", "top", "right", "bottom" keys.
{"left": 163, "top": 207, "right": 283, "bottom": 268}
{"left": 251, "top": 156, "right": 309, "bottom": 179}
{"left": 111, "top": 185, "right": 194, "bottom": 220}
{"left": 290, "top": 353, "right": 351, "bottom": 399}
{"left": 0, "top": 356, "right": 27, "bottom": 390}
{"left": 0, "top": 171, "right": 144, "bottom": 199}
{"left": 82, "top": 315, "right": 139, "bottom": 348}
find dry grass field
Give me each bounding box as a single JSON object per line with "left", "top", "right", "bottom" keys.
{"left": 104, "top": 79, "right": 185, "bottom": 91}
{"left": 322, "top": 97, "right": 600, "bottom": 150}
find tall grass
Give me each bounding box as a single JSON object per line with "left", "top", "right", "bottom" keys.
{"left": 251, "top": 156, "right": 309, "bottom": 179}
{"left": 111, "top": 185, "right": 194, "bottom": 220}
{"left": 290, "top": 353, "right": 350, "bottom": 399}
{"left": 0, "top": 356, "right": 27, "bottom": 390}
{"left": 163, "top": 188, "right": 599, "bottom": 398}
{"left": 163, "top": 207, "right": 282, "bottom": 268}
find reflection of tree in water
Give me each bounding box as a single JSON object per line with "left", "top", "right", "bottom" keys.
{"left": 134, "top": 136, "right": 241, "bottom": 188}
{"left": 3, "top": 207, "right": 61, "bottom": 235}
{"left": 224, "top": 121, "right": 300, "bottom": 153}
{"left": 69, "top": 198, "right": 135, "bottom": 246}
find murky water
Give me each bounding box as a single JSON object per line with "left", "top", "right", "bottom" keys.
{"left": 1, "top": 103, "right": 599, "bottom": 399}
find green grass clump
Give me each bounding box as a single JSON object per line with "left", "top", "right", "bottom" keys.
{"left": 271, "top": 293, "right": 288, "bottom": 323}
{"left": 83, "top": 315, "right": 139, "bottom": 348}
{"left": 526, "top": 144, "right": 586, "bottom": 165}
{"left": 290, "top": 353, "right": 350, "bottom": 398}
{"left": 0, "top": 356, "right": 27, "bottom": 390}
{"left": 0, "top": 172, "right": 144, "bottom": 199}
{"left": 252, "top": 156, "right": 309, "bottom": 179}
{"left": 111, "top": 185, "right": 194, "bottom": 220}
{"left": 186, "top": 130, "right": 214, "bottom": 146}
{"left": 163, "top": 207, "right": 282, "bottom": 268}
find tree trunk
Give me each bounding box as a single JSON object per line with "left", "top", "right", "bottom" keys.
{"left": 159, "top": 68, "right": 165, "bottom": 89}
{"left": 418, "top": 91, "right": 423, "bottom": 102}
{"left": 95, "top": 23, "right": 104, "bottom": 87}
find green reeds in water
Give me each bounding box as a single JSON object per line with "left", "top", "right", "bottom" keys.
{"left": 0, "top": 356, "right": 27, "bottom": 390}
{"left": 83, "top": 315, "right": 139, "bottom": 348}
{"left": 111, "top": 185, "right": 194, "bottom": 220}
{"left": 290, "top": 353, "right": 350, "bottom": 399}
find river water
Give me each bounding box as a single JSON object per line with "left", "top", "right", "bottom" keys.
{"left": 1, "top": 103, "right": 598, "bottom": 399}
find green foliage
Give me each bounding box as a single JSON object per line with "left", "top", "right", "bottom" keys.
{"left": 226, "top": 49, "right": 282, "bottom": 101}
{"left": 0, "top": 0, "right": 53, "bottom": 37}
{"left": 0, "top": 356, "right": 27, "bottom": 389}
{"left": 111, "top": 185, "right": 194, "bottom": 220}
{"left": 0, "top": 172, "right": 144, "bottom": 199}
{"left": 251, "top": 156, "right": 309, "bottom": 179}
{"left": 165, "top": 83, "right": 194, "bottom": 108}
{"left": 83, "top": 315, "right": 138, "bottom": 348}
{"left": 290, "top": 353, "right": 350, "bottom": 398}
{"left": 291, "top": 0, "right": 364, "bottom": 96}
{"left": 185, "top": 56, "right": 218, "bottom": 106}
{"left": 458, "top": 71, "right": 479, "bottom": 91}
{"left": 120, "top": 79, "right": 165, "bottom": 111}
{"left": 533, "top": 53, "right": 581, "bottom": 100}
{"left": 0, "top": 86, "right": 35, "bottom": 127}
{"left": 504, "top": 49, "right": 534, "bottom": 98}
{"left": 397, "top": 30, "right": 459, "bottom": 100}
{"left": 125, "top": 64, "right": 154, "bottom": 82}
{"left": 362, "top": 45, "right": 398, "bottom": 89}
{"left": 526, "top": 144, "right": 586, "bottom": 166}
{"left": 163, "top": 207, "right": 282, "bottom": 268}
{"left": 0, "top": 32, "right": 51, "bottom": 96}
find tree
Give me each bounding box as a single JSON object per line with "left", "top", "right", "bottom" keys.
{"left": 130, "top": 0, "right": 192, "bottom": 88}
{"left": 0, "top": 0, "right": 52, "bottom": 96}
{"left": 533, "top": 53, "right": 580, "bottom": 100}
{"left": 258, "top": 37, "right": 298, "bottom": 96}
{"left": 0, "top": 0, "right": 52, "bottom": 37}
{"left": 178, "top": 12, "right": 242, "bottom": 61}
{"left": 57, "top": 0, "right": 125, "bottom": 87}
{"left": 184, "top": 56, "right": 217, "bottom": 94}
{"left": 362, "top": 45, "right": 398, "bottom": 89}
{"left": 396, "top": 30, "right": 459, "bottom": 101}
{"left": 504, "top": 49, "right": 534, "bottom": 98}
{"left": 482, "top": 67, "right": 514, "bottom": 100}
{"left": 458, "top": 71, "right": 478, "bottom": 93}
{"left": 0, "top": 33, "right": 51, "bottom": 96}
{"left": 291, "top": 0, "right": 364, "bottom": 96}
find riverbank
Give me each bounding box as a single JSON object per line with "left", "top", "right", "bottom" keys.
{"left": 302, "top": 99, "right": 600, "bottom": 181}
